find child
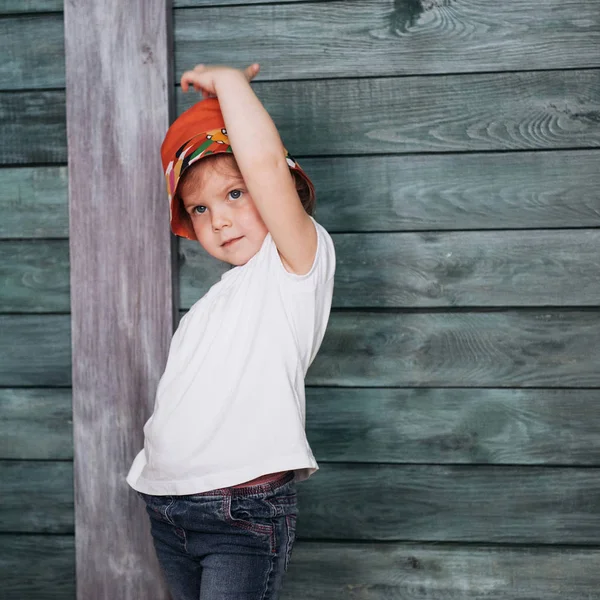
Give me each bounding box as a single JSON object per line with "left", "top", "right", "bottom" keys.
{"left": 126, "top": 62, "right": 336, "bottom": 599}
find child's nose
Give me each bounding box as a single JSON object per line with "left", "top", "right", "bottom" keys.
{"left": 211, "top": 209, "right": 232, "bottom": 231}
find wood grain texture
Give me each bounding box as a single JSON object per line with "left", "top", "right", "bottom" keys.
{"left": 303, "top": 150, "right": 600, "bottom": 232}
{"left": 178, "top": 70, "right": 600, "bottom": 154}
{"left": 0, "top": 240, "right": 69, "bottom": 312}
{"left": 64, "top": 0, "right": 173, "bottom": 597}
{"left": 0, "top": 0, "right": 62, "bottom": 13}
{"left": 0, "top": 388, "right": 72, "bottom": 459}
{"left": 283, "top": 542, "right": 600, "bottom": 600}
{"left": 296, "top": 463, "right": 600, "bottom": 544}
{"left": 0, "top": 315, "right": 71, "bottom": 386}
{"left": 181, "top": 229, "right": 600, "bottom": 309}
{"left": 0, "top": 13, "right": 64, "bottom": 90}
{"left": 174, "top": 0, "right": 600, "bottom": 77}
{"left": 6, "top": 70, "right": 598, "bottom": 164}
{"left": 3, "top": 386, "right": 597, "bottom": 465}
{"left": 305, "top": 388, "right": 600, "bottom": 465}
{"left": 5, "top": 460, "right": 600, "bottom": 544}
{"left": 4, "top": 150, "right": 599, "bottom": 238}
{"left": 4, "top": 536, "right": 599, "bottom": 600}
{"left": 7, "top": 310, "right": 600, "bottom": 388}
{"left": 307, "top": 310, "right": 600, "bottom": 387}
{"left": 0, "top": 90, "right": 66, "bottom": 164}
{"left": 0, "top": 461, "right": 73, "bottom": 533}
{"left": 0, "top": 535, "right": 74, "bottom": 600}
{"left": 0, "top": 166, "right": 68, "bottom": 238}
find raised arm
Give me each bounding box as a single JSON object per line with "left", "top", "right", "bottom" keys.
{"left": 181, "top": 64, "right": 317, "bottom": 276}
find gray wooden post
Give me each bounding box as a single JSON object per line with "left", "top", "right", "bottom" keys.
{"left": 64, "top": 1, "right": 174, "bottom": 597}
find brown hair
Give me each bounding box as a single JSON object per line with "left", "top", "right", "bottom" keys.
{"left": 175, "top": 153, "right": 315, "bottom": 231}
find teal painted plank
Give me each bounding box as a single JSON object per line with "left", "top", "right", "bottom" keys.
{"left": 174, "top": 0, "right": 600, "bottom": 78}
{"left": 0, "top": 388, "right": 72, "bottom": 459}
{"left": 2, "top": 387, "right": 597, "bottom": 465}
{"left": 0, "top": 1, "right": 62, "bottom": 12}
{"left": 4, "top": 151, "right": 598, "bottom": 238}
{"left": 178, "top": 70, "right": 600, "bottom": 154}
{"left": 0, "top": 315, "right": 71, "bottom": 386}
{"left": 4, "top": 71, "right": 598, "bottom": 164}
{"left": 305, "top": 388, "right": 600, "bottom": 465}
{"left": 307, "top": 310, "right": 600, "bottom": 387}
{"left": 0, "top": 91, "right": 66, "bottom": 164}
{"left": 5, "top": 309, "right": 599, "bottom": 388}
{"left": 0, "top": 166, "right": 69, "bottom": 238}
{"left": 4, "top": 461, "right": 600, "bottom": 543}
{"left": 304, "top": 149, "right": 600, "bottom": 232}
{"left": 4, "top": 535, "right": 599, "bottom": 600}
{"left": 0, "top": 461, "right": 73, "bottom": 533}
{"left": 283, "top": 542, "right": 600, "bottom": 600}
{"left": 176, "top": 0, "right": 314, "bottom": 5}
{"left": 0, "top": 240, "right": 69, "bottom": 312}
{"left": 296, "top": 463, "right": 600, "bottom": 544}
{"left": 180, "top": 229, "right": 600, "bottom": 309}
{"left": 0, "top": 535, "right": 74, "bottom": 600}
{"left": 0, "top": 14, "right": 64, "bottom": 90}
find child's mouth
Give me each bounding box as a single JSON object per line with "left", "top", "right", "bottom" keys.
{"left": 222, "top": 236, "right": 242, "bottom": 248}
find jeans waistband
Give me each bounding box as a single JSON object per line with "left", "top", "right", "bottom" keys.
{"left": 193, "top": 470, "right": 295, "bottom": 497}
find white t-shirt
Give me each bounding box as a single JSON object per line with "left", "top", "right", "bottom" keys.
{"left": 126, "top": 216, "right": 336, "bottom": 495}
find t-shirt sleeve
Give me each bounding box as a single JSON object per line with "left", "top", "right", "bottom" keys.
{"left": 271, "top": 215, "right": 336, "bottom": 288}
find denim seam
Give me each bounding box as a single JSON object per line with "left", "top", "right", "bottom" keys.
{"left": 163, "top": 496, "right": 189, "bottom": 552}
{"left": 223, "top": 494, "right": 276, "bottom": 553}
{"left": 284, "top": 514, "right": 296, "bottom": 571}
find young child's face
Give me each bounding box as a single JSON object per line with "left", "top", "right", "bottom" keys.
{"left": 180, "top": 163, "right": 268, "bottom": 266}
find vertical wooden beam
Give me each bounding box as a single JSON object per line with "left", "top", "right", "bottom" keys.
{"left": 64, "top": 1, "right": 174, "bottom": 598}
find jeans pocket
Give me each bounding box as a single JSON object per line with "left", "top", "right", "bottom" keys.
{"left": 225, "top": 495, "right": 275, "bottom": 539}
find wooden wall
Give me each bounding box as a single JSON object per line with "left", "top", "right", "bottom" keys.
{"left": 0, "top": 2, "right": 75, "bottom": 598}
{"left": 176, "top": 0, "right": 600, "bottom": 598}
{"left": 2, "top": 0, "right": 599, "bottom": 598}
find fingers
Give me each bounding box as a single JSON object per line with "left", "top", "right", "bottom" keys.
{"left": 180, "top": 63, "right": 260, "bottom": 93}
{"left": 245, "top": 63, "right": 260, "bottom": 80}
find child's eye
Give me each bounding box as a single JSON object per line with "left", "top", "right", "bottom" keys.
{"left": 192, "top": 206, "right": 206, "bottom": 215}
{"left": 228, "top": 189, "right": 243, "bottom": 200}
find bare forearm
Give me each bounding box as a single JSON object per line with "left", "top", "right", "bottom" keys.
{"left": 214, "top": 72, "right": 287, "bottom": 173}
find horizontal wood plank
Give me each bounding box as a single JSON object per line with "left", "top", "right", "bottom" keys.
{"left": 5, "top": 71, "right": 598, "bottom": 164}
{"left": 0, "top": 166, "right": 69, "bottom": 238}
{"left": 305, "top": 388, "right": 600, "bottom": 465}
{"left": 0, "top": 535, "right": 74, "bottom": 600}
{"left": 308, "top": 310, "right": 600, "bottom": 387}
{"left": 0, "top": 315, "right": 71, "bottom": 386}
{"left": 4, "top": 461, "right": 600, "bottom": 543}
{"left": 8, "top": 310, "right": 600, "bottom": 388}
{"left": 2, "top": 387, "right": 597, "bottom": 465}
{"left": 3, "top": 534, "right": 599, "bottom": 600}
{"left": 181, "top": 229, "right": 600, "bottom": 309}
{"left": 4, "top": 151, "right": 598, "bottom": 238}
{"left": 174, "top": 0, "right": 600, "bottom": 77}
{"left": 0, "top": 1, "right": 62, "bottom": 13}
{"left": 0, "top": 13, "right": 64, "bottom": 90}
{"left": 13, "top": 230, "right": 600, "bottom": 313}
{"left": 0, "top": 240, "right": 69, "bottom": 312}
{"left": 178, "top": 70, "right": 600, "bottom": 154}
{"left": 0, "top": 388, "right": 72, "bottom": 459}
{"left": 0, "top": 91, "right": 66, "bottom": 164}
{"left": 0, "top": 461, "right": 73, "bottom": 533}
{"left": 306, "top": 149, "right": 600, "bottom": 232}
{"left": 283, "top": 542, "right": 600, "bottom": 600}
{"left": 296, "top": 463, "right": 600, "bottom": 544}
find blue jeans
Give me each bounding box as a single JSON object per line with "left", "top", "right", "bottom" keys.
{"left": 137, "top": 470, "right": 298, "bottom": 600}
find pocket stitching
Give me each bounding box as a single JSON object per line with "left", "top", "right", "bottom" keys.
{"left": 284, "top": 514, "right": 297, "bottom": 571}
{"left": 223, "top": 495, "right": 276, "bottom": 552}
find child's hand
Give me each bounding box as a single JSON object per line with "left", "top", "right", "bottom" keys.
{"left": 180, "top": 63, "right": 260, "bottom": 98}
